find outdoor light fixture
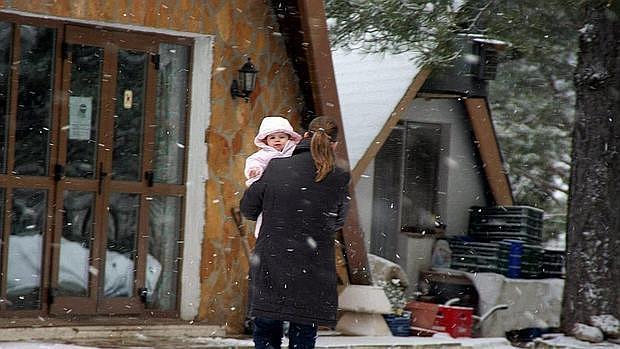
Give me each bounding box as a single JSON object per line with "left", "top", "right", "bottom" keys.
{"left": 231, "top": 58, "right": 258, "bottom": 101}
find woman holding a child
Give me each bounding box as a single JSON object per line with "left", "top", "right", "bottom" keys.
{"left": 241, "top": 116, "right": 350, "bottom": 349}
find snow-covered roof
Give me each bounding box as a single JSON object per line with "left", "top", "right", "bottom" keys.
{"left": 332, "top": 48, "right": 422, "bottom": 169}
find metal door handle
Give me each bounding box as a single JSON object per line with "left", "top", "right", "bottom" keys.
{"left": 138, "top": 287, "right": 148, "bottom": 303}
{"left": 144, "top": 170, "right": 154, "bottom": 187}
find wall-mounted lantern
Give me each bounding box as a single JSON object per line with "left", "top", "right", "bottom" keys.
{"left": 230, "top": 58, "right": 259, "bottom": 101}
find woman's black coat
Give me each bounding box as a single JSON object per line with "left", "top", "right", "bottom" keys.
{"left": 240, "top": 139, "right": 350, "bottom": 326}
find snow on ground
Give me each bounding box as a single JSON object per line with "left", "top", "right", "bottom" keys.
{"left": 185, "top": 336, "right": 254, "bottom": 346}
{"left": 0, "top": 344, "right": 97, "bottom": 349}
{"left": 536, "top": 334, "right": 620, "bottom": 348}
{"left": 0, "top": 336, "right": 518, "bottom": 349}
{"left": 430, "top": 333, "right": 517, "bottom": 348}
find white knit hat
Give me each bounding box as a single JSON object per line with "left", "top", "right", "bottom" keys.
{"left": 254, "top": 116, "right": 302, "bottom": 147}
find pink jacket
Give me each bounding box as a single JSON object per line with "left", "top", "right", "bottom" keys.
{"left": 244, "top": 140, "right": 297, "bottom": 186}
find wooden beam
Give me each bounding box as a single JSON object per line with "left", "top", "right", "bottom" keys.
{"left": 351, "top": 68, "right": 431, "bottom": 185}
{"left": 271, "top": 2, "right": 317, "bottom": 122}
{"left": 464, "top": 98, "right": 514, "bottom": 205}
{"left": 416, "top": 92, "right": 464, "bottom": 99}
{"left": 296, "top": 0, "right": 371, "bottom": 285}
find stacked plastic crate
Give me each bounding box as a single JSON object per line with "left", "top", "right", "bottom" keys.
{"left": 448, "top": 206, "right": 566, "bottom": 278}
{"left": 468, "top": 206, "right": 544, "bottom": 244}
{"left": 496, "top": 240, "right": 544, "bottom": 278}
{"left": 449, "top": 239, "right": 499, "bottom": 273}
{"left": 449, "top": 206, "right": 550, "bottom": 278}
{"left": 542, "top": 249, "right": 565, "bottom": 278}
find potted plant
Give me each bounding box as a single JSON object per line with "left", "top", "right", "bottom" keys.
{"left": 379, "top": 278, "right": 411, "bottom": 336}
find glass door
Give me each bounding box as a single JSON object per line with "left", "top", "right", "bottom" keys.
{"left": 0, "top": 19, "right": 59, "bottom": 315}
{"left": 49, "top": 26, "right": 158, "bottom": 315}
{"left": 0, "top": 15, "right": 190, "bottom": 318}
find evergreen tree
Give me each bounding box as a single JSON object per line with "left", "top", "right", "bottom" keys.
{"left": 562, "top": 0, "right": 620, "bottom": 329}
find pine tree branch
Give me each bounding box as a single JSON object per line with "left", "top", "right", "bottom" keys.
{"left": 465, "top": 0, "right": 496, "bottom": 33}
{"left": 515, "top": 170, "right": 568, "bottom": 197}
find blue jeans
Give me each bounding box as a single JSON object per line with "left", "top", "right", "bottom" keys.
{"left": 253, "top": 317, "right": 317, "bottom": 349}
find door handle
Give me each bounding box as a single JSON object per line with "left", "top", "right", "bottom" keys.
{"left": 47, "top": 287, "right": 57, "bottom": 304}
{"left": 138, "top": 287, "right": 148, "bottom": 303}
{"left": 54, "top": 164, "right": 64, "bottom": 182}
{"left": 98, "top": 162, "right": 107, "bottom": 194}
{"left": 144, "top": 170, "right": 154, "bottom": 187}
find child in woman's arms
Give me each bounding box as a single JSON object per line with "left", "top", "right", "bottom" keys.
{"left": 244, "top": 115, "right": 301, "bottom": 237}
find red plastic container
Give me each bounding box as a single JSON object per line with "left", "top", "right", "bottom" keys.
{"left": 431, "top": 305, "right": 473, "bottom": 337}
{"left": 406, "top": 301, "right": 439, "bottom": 329}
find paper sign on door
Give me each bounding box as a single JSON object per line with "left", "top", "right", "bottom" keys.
{"left": 123, "top": 90, "right": 133, "bottom": 109}
{"left": 69, "top": 96, "right": 92, "bottom": 140}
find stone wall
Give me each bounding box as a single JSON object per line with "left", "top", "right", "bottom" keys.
{"left": 0, "top": 0, "right": 304, "bottom": 332}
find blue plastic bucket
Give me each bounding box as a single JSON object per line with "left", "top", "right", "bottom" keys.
{"left": 508, "top": 255, "right": 522, "bottom": 266}
{"left": 507, "top": 265, "right": 522, "bottom": 278}
{"left": 507, "top": 240, "right": 524, "bottom": 255}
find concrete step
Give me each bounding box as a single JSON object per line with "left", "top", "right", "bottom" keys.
{"left": 0, "top": 325, "right": 517, "bottom": 348}
{"left": 0, "top": 324, "right": 225, "bottom": 342}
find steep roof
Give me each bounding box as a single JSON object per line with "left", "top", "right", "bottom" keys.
{"left": 332, "top": 49, "right": 423, "bottom": 171}
{"left": 330, "top": 47, "right": 513, "bottom": 205}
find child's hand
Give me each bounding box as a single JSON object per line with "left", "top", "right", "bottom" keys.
{"left": 248, "top": 168, "right": 262, "bottom": 178}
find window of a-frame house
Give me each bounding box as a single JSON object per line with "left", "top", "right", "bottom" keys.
{"left": 400, "top": 122, "right": 442, "bottom": 232}
{"left": 371, "top": 121, "right": 442, "bottom": 261}
{"left": 371, "top": 125, "right": 404, "bottom": 261}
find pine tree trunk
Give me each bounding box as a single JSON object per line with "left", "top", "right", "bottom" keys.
{"left": 562, "top": 0, "right": 620, "bottom": 332}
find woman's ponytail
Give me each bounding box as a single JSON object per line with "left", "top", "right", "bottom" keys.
{"left": 308, "top": 117, "right": 339, "bottom": 182}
